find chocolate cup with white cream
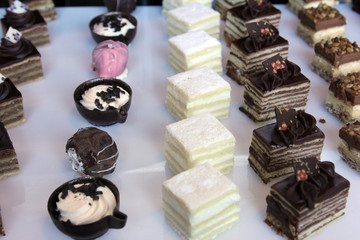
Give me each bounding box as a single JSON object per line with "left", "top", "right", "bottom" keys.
{"left": 74, "top": 78, "right": 132, "bottom": 126}
{"left": 47, "top": 177, "right": 127, "bottom": 240}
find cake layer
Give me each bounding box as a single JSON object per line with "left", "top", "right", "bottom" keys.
{"left": 18, "top": 25, "right": 50, "bottom": 47}
{"left": 287, "top": 0, "right": 337, "bottom": 15}
{"left": 339, "top": 140, "right": 360, "bottom": 172}
{"left": 0, "top": 149, "right": 20, "bottom": 180}
{"left": 162, "top": 0, "right": 213, "bottom": 16}
{"left": 326, "top": 91, "right": 360, "bottom": 122}
{"left": 297, "top": 23, "right": 345, "bottom": 46}
{"left": 215, "top": 0, "right": 246, "bottom": 20}
{"left": 8, "top": 0, "right": 58, "bottom": 21}
{"left": 0, "top": 98, "right": 25, "bottom": 129}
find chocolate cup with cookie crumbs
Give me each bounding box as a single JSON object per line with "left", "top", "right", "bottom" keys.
{"left": 74, "top": 78, "right": 132, "bottom": 126}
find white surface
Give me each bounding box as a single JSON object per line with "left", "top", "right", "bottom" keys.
{"left": 0, "top": 4, "right": 359, "bottom": 240}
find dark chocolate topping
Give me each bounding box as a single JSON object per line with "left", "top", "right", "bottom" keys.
{"left": 0, "top": 78, "right": 22, "bottom": 104}
{"left": 243, "top": 21, "right": 279, "bottom": 53}
{"left": 239, "top": 0, "right": 273, "bottom": 20}
{"left": 5, "top": 9, "right": 36, "bottom": 28}
{"left": 0, "top": 37, "right": 38, "bottom": 61}
{"left": 59, "top": 179, "right": 105, "bottom": 201}
{"left": 329, "top": 72, "right": 360, "bottom": 105}
{"left": 97, "top": 14, "right": 130, "bottom": 33}
{"left": 0, "top": 81, "right": 10, "bottom": 102}
{"left": 0, "top": 121, "right": 14, "bottom": 151}
{"left": 339, "top": 121, "right": 360, "bottom": 150}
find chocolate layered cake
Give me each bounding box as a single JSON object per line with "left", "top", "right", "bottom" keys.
{"left": 0, "top": 121, "right": 20, "bottom": 180}
{"left": 240, "top": 55, "right": 310, "bottom": 122}
{"left": 226, "top": 20, "right": 289, "bottom": 85}
{"left": 297, "top": 4, "right": 346, "bottom": 47}
{"left": 215, "top": 0, "right": 246, "bottom": 20}
{"left": 248, "top": 108, "right": 325, "bottom": 183}
{"left": 326, "top": 72, "right": 360, "bottom": 122}
{"left": 338, "top": 121, "right": 360, "bottom": 172}
{"left": 0, "top": 74, "right": 25, "bottom": 128}
{"left": 66, "top": 127, "right": 119, "bottom": 177}
{"left": 0, "top": 207, "right": 4, "bottom": 236}
{"left": 9, "top": 0, "right": 57, "bottom": 22}
{"left": 287, "top": 0, "right": 338, "bottom": 16}
{"left": 223, "top": 0, "right": 281, "bottom": 46}
{"left": 265, "top": 159, "right": 350, "bottom": 240}
{"left": 0, "top": 27, "right": 43, "bottom": 85}
{"left": 1, "top": 0, "right": 50, "bottom": 47}
{"left": 311, "top": 37, "right": 360, "bottom": 82}
{"left": 162, "top": 0, "right": 213, "bottom": 16}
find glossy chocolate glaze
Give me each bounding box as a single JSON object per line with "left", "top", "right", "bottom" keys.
{"left": 329, "top": 72, "right": 360, "bottom": 106}
{"left": 1, "top": 10, "right": 46, "bottom": 30}
{"left": 0, "top": 121, "right": 13, "bottom": 151}
{"left": 233, "top": 35, "right": 288, "bottom": 55}
{"left": 229, "top": 1, "right": 280, "bottom": 21}
{"left": 339, "top": 121, "right": 360, "bottom": 150}
{"left": 0, "top": 78, "right": 22, "bottom": 103}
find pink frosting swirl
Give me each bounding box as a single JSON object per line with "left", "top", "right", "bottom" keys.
{"left": 91, "top": 40, "right": 128, "bottom": 78}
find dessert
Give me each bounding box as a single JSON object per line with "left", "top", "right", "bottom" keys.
{"left": 92, "top": 40, "right": 128, "bottom": 79}
{"left": 248, "top": 108, "right": 325, "bottom": 183}
{"left": 165, "top": 66, "right": 231, "bottom": 120}
{"left": 9, "top": 0, "right": 57, "bottom": 22}
{"left": 287, "top": 0, "right": 338, "bottom": 16}
{"left": 66, "top": 127, "right": 119, "bottom": 177}
{"left": 240, "top": 55, "right": 310, "bottom": 122}
{"left": 354, "top": 0, "right": 360, "bottom": 13}
{"left": 1, "top": 0, "right": 50, "bottom": 47}
{"left": 104, "top": 0, "right": 136, "bottom": 13}
{"left": 223, "top": 0, "right": 281, "bottom": 46}
{"left": 167, "top": 2, "right": 220, "bottom": 39}
{"left": 0, "top": 121, "right": 20, "bottom": 180}
{"left": 162, "top": 163, "right": 240, "bottom": 240}
{"left": 226, "top": 20, "right": 289, "bottom": 85}
{"left": 326, "top": 72, "right": 360, "bottom": 122}
{"left": 338, "top": 121, "right": 360, "bottom": 172}
{"left": 215, "top": 0, "right": 246, "bottom": 20}
{"left": 162, "top": 0, "right": 213, "bottom": 16}
{"left": 0, "top": 73, "right": 25, "bottom": 128}
{"left": 265, "top": 158, "right": 350, "bottom": 240}
{"left": 297, "top": 4, "right": 346, "bottom": 47}
{"left": 0, "top": 27, "right": 43, "bottom": 85}
{"left": 168, "top": 30, "right": 223, "bottom": 74}
{"left": 311, "top": 37, "right": 360, "bottom": 82}
{"left": 164, "top": 113, "right": 236, "bottom": 174}
{"left": 0, "top": 208, "right": 4, "bottom": 236}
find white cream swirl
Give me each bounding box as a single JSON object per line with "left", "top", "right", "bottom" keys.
{"left": 93, "top": 17, "right": 135, "bottom": 37}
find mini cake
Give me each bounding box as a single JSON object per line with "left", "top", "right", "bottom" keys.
{"left": 326, "top": 72, "right": 360, "bottom": 122}
{"left": 0, "top": 73, "right": 25, "bottom": 128}
{"left": 248, "top": 108, "right": 325, "bottom": 183}
{"left": 1, "top": 0, "right": 50, "bottom": 47}
{"left": 162, "top": 163, "right": 240, "bottom": 240}
{"left": 0, "top": 207, "right": 4, "bottom": 236}
{"left": 226, "top": 20, "right": 289, "bottom": 85}
{"left": 165, "top": 67, "right": 231, "bottom": 120}
{"left": 164, "top": 113, "right": 235, "bottom": 174}
{"left": 338, "top": 121, "right": 360, "bottom": 172}
{"left": 287, "top": 0, "right": 338, "bottom": 16}
{"left": 265, "top": 158, "right": 350, "bottom": 240}
{"left": 311, "top": 37, "right": 360, "bottom": 82}
{"left": 297, "top": 4, "right": 346, "bottom": 47}
{"left": 354, "top": 0, "right": 360, "bottom": 13}
{"left": 0, "top": 27, "right": 43, "bottom": 85}
{"left": 223, "top": 0, "right": 281, "bottom": 46}
{"left": 162, "top": 0, "right": 213, "bottom": 16}
{"left": 168, "top": 30, "right": 222, "bottom": 74}
{"left": 167, "top": 3, "right": 220, "bottom": 39}
{"left": 65, "top": 127, "right": 119, "bottom": 177}
{"left": 240, "top": 55, "right": 310, "bottom": 122}
{"left": 215, "top": 0, "right": 246, "bottom": 20}
{"left": 9, "top": 0, "right": 57, "bottom": 22}
{"left": 0, "top": 121, "right": 20, "bottom": 180}
{"left": 92, "top": 40, "right": 128, "bottom": 79}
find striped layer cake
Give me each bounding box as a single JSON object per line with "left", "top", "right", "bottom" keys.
{"left": 215, "top": 0, "right": 246, "bottom": 20}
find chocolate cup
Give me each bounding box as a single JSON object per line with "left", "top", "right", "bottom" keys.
{"left": 47, "top": 177, "right": 127, "bottom": 240}
{"left": 89, "top": 12, "right": 137, "bottom": 45}
{"left": 104, "top": 0, "right": 136, "bottom": 13}
{"left": 74, "top": 78, "right": 132, "bottom": 126}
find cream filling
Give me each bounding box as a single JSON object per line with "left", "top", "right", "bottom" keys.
{"left": 297, "top": 23, "right": 345, "bottom": 44}
{"left": 312, "top": 55, "right": 360, "bottom": 78}
{"left": 326, "top": 91, "right": 360, "bottom": 119}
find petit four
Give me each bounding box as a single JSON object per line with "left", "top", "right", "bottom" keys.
{"left": 9, "top": 0, "right": 57, "bottom": 22}
{"left": 266, "top": 158, "right": 350, "bottom": 240}
{"left": 66, "top": 127, "right": 119, "bottom": 177}
{"left": 167, "top": 2, "right": 220, "bottom": 39}
{"left": 223, "top": 0, "right": 281, "bottom": 46}
{"left": 297, "top": 4, "right": 346, "bottom": 47}
{"left": 311, "top": 37, "right": 360, "bottom": 82}
{"left": 162, "top": 0, "right": 213, "bottom": 16}
{"left": 0, "top": 121, "right": 20, "bottom": 181}
{"left": 0, "top": 27, "right": 43, "bottom": 85}
{"left": 162, "top": 163, "right": 240, "bottom": 240}
{"left": 339, "top": 121, "right": 360, "bottom": 172}
{"left": 168, "top": 30, "right": 223, "bottom": 74}
{"left": 240, "top": 55, "right": 310, "bottom": 122}
{"left": 0, "top": 208, "right": 4, "bottom": 236}
{"left": 104, "top": 0, "right": 136, "bottom": 13}
{"left": 226, "top": 20, "right": 289, "bottom": 85}
{"left": 0, "top": 73, "right": 25, "bottom": 128}
{"left": 164, "top": 113, "right": 235, "bottom": 174}
{"left": 248, "top": 108, "right": 325, "bottom": 183}
{"left": 1, "top": 0, "right": 50, "bottom": 47}
{"left": 215, "top": 0, "right": 246, "bottom": 20}
{"left": 287, "top": 0, "right": 338, "bottom": 16}
{"left": 165, "top": 67, "right": 231, "bottom": 120}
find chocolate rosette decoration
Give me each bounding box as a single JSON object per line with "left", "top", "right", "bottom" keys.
{"left": 243, "top": 20, "right": 279, "bottom": 53}
{"left": 0, "top": 81, "right": 11, "bottom": 102}
{"left": 240, "top": 0, "right": 272, "bottom": 20}
{"left": 0, "top": 37, "right": 35, "bottom": 60}
{"left": 5, "top": 9, "right": 36, "bottom": 28}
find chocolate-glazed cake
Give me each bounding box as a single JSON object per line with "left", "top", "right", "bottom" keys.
{"left": 265, "top": 159, "right": 350, "bottom": 240}
{"left": 297, "top": 4, "right": 346, "bottom": 47}
{"left": 240, "top": 55, "right": 310, "bottom": 122}
{"left": 226, "top": 20, "right": 289, "bottom": 85}
{"left": 338, "top": 121, "right": 360, "bottom": 172}
{"left": 66, "top": 127, "right": 119, "bottom": 177}
{"left": 223, "top": 0, "right": 281, "bottom": 46}
{"left": 215, "top": 0, "right": 246, "bottom": 20}
{"left": 248, "top": 108, "right": 325, "bottom": 183}
{"left": 311, "top": 37, "right": 360, "bottom": 82}
{"left": 8, "top": 0, "right": 57, "bottom": 22}
{"left": 0, "top": 207, "right": 4, "bottom": 236}
{"left": 354, "top": 0, "right": 360, "bottom": 13}
{"left": 287, "top": 0, "right": 338, "bottom": 16}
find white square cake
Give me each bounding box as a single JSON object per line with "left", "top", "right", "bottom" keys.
{"left": 166, "top": 67, "right": 231, "bottom": 121}
{"left": 164, "top": 113, "right": 235, "bottom": 174}
{"left": 162, "top": 163, "right": 240, "bottom": 240}
{"left": 287, "top": 0, "right": 338, "bottom": 16}
{"left": 167, "top": 2, "right": 220, "bottom": 39}
{"left": 168, "top": 30, "right": 223, "bottom": 74}
{"left": 162, "top": 0, "right": 213, "bottom": 16}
